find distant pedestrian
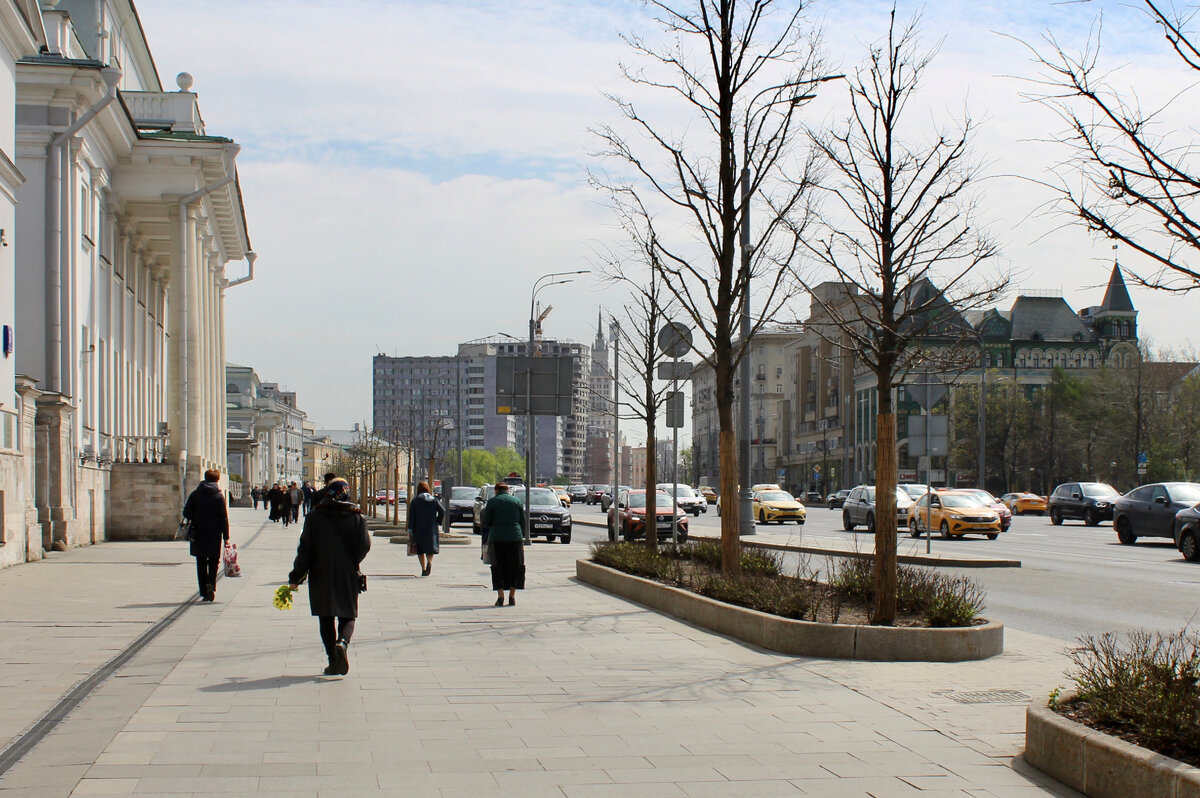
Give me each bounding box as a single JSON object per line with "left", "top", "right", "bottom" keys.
{"left": 268, "top": 484, "right": 284, "bottom": 521}
{"left": 289, "top": 482, "right": 303, "bottom": 524}
{"left": 302, "top": 481, "right": 315, "bottom": 515}
{"left": 288, "top": 478, "right": 370, "bottom": 676}
{"left": 251, "top": 485, "right": 262, "bottom": 510}
{"left": 311, "top": 472, "right": 337, "bottom": 507}
{"left": 407, "top": 481, "right": 443, "bottom": 577}
{"left": 183, "top": 468, "right": 229, "bottom": 602}
{"left": 481, "top": 481, "right": 525, "bottom": 606}
{"left": 280, "top": 485, "right": 295, "bottom": 528}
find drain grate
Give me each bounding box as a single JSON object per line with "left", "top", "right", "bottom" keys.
{"left": 942, "top": 689, "right": 1030, "bottom": 704}
{"left": 439, "top": 584, "right": 490, "bottom": 589}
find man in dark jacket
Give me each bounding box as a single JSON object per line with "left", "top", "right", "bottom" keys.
{"left": 289, "top": 478, "right": 371, "bottom": 676}
{"left": 183, "top": 468, "right": 230, "bottom": 602}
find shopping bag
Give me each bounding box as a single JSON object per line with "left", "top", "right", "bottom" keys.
{"left": 407, "top": 539, "right": 417, "bottom": 557}
{"left": 175, "top": 519, "right": 193, "bottom": 541}
{"left": 223, "top": 542, "right": 242, "bottom": 577}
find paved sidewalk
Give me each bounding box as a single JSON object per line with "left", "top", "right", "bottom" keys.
{"left": 0, "top": 508, "right": 1081, "bottom": 797}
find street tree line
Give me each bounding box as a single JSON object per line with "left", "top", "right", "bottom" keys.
{"left": 591, "top": 0, "right": 1200, "bottom": 626}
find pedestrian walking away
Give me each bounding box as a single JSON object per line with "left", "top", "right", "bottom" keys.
{"left": 288, "top": 481, "right": 303, "bottom": 524}
{"left": 268, "top": 483, "right": 284, "bottom": 521}
{"left": 183, "top": 468, "right": 230, "bottom": 602}
{"left": 251, "top": 485, "right": 261, "bottom": 510}
{"left": 288, "top": 478, "right": 370, "bottom": 676}
{"left": 310, "top": 471, "right": 337, "bottom": 508}
{"left": 407, "top": 480, "right": 443, "bottom": 576}
{"left": 481, "top": 480, "right": 525, "bottom": 606}
{"left": 302, "top": 481, "right": 315, "bottom": 515}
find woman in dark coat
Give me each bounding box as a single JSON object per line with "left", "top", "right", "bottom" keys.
{"left": 183, "top": 468, "right": 229, "bottom": 602}
{"left": 480, "top": 481, "right": 525, "bottom": 606}
{"left": 407, "top": 481, "right": 443, "bottom": 576}
{"left": 288, "top": 478, "right": 371, "bottom": 676}
{"left": 268, "top": 484, "right": 284, "bottom": 521}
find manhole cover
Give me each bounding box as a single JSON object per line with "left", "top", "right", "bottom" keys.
{"left": 942, "top": 689, "right": 1030, "bottom": 704}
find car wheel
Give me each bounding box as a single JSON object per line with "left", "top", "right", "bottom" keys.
{"left": 1116, "top": 517, "right": 1136, "bottom": 545}
{"left": 796, "top": 519, "right": 804, "bottom": 524}
{"left": 757, "top": 510, "right": 766, "bottom": 525}
{"left": 865, "top": 513, "right": 875, "bottom": 534}
{"left": 560, "top": 532, "right": 571, "bottom": 544}
{"left": 842, "top": 511, "right": 854, "bottom": 531}
{"left": 986, "top": 533, "right": 998, "bottom": 540}
{"left": 909, "top": 520, "right": 921, "bottom": 538}
{"left": 1181, "top": 530, "right": 1200, "bottom": 562}
{"left": 940, "top": 520, "right": 951, "bottom": 539}
{"left": 1050, "top": 507, "right": 1063, "bottom": 525}
{"left": 1084, "top": 508, "right": 1099, "bottom": 527}
{"left": 693, "top": 508, "right": 701, "bottom": 517}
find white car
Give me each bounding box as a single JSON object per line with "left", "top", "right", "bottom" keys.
{"left": 655, "top": 483, "right": 707, "bottom": 515}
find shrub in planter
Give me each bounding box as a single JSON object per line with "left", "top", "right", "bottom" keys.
{"left": 1063, "top": 629, "right": 1200, "bottom": 765}
{"left": 826, "top": 555, "right": 984, "bottom": 628}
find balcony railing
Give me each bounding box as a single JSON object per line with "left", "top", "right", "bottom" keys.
{"left": 122, "top": 91, "right": 205, "bottom": 134}
{"left": 113, "top": 435, "right": 169, "bottom": 464}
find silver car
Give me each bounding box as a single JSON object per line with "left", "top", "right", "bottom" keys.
{"left": 842, "top": 485, "right": 914, "bottom": 533}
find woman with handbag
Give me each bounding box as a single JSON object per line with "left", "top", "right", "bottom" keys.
{"left": 183, "top": 468, "right": 229, "bottom": 602}
{"left": 406, "top": 481, "right": 443, "bottom": 576}
{"left": 288, "top": 478, "right": 371, "bottom": 676}
{"left": 480, "top": 481, "right": 525, "bottom": 606}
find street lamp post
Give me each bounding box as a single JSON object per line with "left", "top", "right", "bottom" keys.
{"left": 526, "top": 270, "right": 588, "bottom": 545}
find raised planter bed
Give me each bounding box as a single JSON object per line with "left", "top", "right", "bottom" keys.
{"left": 1025, "top": 692, "right": 1200, "bottom": 798}
{"left": 576, "top": 559, "right": 1002, "bottom": 661}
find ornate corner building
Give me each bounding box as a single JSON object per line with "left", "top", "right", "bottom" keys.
{"left": 0, "top": 1, "right": 253, "bottom": 568}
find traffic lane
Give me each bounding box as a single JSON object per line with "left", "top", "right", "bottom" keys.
{"left": 574, "top": 503, "right": 1200, "bottom": 640}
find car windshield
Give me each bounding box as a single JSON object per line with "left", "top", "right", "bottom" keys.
{"left": 900, "top": 485, "right": 929, "bottom": 499}
{"left": 759, "top": 491, "right": 793, "bottom": 502}
{"left": 1169, "top": 484, "right": 1200, "bottom": 502}
{"left": 451, "top": 487, "right": 476, "bottom": 500}
{"left": 941, "top": 494, "right": 986, "bottom": 509}
{"left": 512, "top": 488, "right": 560, "bottom": 507}
{"left": 968, "top": 490, "right": 998, "bottom": 503}
{"left": 663, "top": 485, "right": 696, "bottom": 498}
{"left": 627, "top": 492, "right": 674, "bottom": 508}
{"left": 1081, "top": 483, "right": 1120, "bottom": 498}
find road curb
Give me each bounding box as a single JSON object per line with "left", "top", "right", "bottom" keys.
{"left": 574, "top": 518, "right": 1021, "bottom": 568}
{"left": 1025, "top": 691, "right": 1200, "bottom": 797}
{"left": 577, "top": 559, "right": 1004, "bottom": 661}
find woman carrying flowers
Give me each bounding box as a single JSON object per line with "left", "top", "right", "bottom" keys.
{"left": 288, "top": 477, "right": 370, "bottom": 676}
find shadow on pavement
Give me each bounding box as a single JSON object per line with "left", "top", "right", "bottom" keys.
{"left": 200, "top": 675, "right": 325, "bottom": 692}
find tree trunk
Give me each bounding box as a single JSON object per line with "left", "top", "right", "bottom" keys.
{"left": 872, "top": 395, "right": 898, "bottom": 626}
{"left": 718, "top": 399, "right": 740, "bottom": 573}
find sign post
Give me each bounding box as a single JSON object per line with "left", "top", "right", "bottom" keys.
{"left": 658, "top": 322, "right": 692, "bottom": 547}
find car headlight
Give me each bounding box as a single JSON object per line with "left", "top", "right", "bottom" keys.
{"left": 562, "top": 514, "right": 571, "bottom": 523}
{"left": 1095, "top": 502, "right": 1108, "bottom": 508}
{"left": 949, "top": 513, "right": 964, "bottom": 520}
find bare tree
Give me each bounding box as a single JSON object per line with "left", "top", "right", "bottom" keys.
{"left": 598, "top": 200, "right": 684, "bottom": 550}
{"left": 795, "top": 9, "right": 1006, "bottom": 624}
{"left": 1025, "top": 1, "right": 1200, "bottom": 292}
{"left": 592, "top": 0, "right": 825, "bottom": 572}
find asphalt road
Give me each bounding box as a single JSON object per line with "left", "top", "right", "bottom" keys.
{"left": 563, "top": 501, "right": 1200, "bottom": 643}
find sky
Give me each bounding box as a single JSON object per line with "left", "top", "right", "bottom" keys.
{"left": 135, "top": 0, "right": 1200, "bottom": 435}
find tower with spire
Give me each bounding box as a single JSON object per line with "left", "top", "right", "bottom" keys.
{"left": 1079, "top": 259, "right": 1139, "bottom": 367}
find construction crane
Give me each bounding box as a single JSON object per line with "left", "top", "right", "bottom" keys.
{"left": 534, "top": 304, "right": 552, "bottom": 340}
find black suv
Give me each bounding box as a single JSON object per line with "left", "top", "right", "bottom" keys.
{"left": 1047, "top": 482, "right": 1121, "bottom": 526}
{"left": 446, "top": 486, "right": 477, "bottom": 526}
{"left": 512, "top": 487, "right": 572, "bottom": 543}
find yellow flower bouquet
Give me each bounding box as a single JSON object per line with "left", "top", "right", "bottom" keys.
{"left": 273, "top": 585, "right": 296, "bottom": 610}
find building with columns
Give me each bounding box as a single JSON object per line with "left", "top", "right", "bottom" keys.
{"left": 226, "top": 366, "right": 307, "bottom": 501}
{"left": 0, "top": 0, "right": 253, "bottom": 565}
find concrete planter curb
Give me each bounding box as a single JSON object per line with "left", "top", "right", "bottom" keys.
{"left": 389, "top": 534, "right": 474, "bottom": 546}
{"left": 1025, "top": 692, "right": 1200, "bottom": 798}
{"left": 576, "top": 559, "right": 1002, "bottom": 661}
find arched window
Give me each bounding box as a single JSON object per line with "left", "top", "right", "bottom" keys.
{"left": 1088, "top": 353, "right": 1095, "bottom": 368}
{"left": 1032, "top": 354, "right": 1041, "bottom": 368}
{"left": 1074, "top": 353, "right": 1082, "bottom": 368}
{"left": 996, "top": 354, "right": 1004, "bottom": 367}
{"left": 1017, "top": 353, "right": 1026, "bottom": 367}
{"left": 985, "top": 352, "right": 992, "bottom": 367}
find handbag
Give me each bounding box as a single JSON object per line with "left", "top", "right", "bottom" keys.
{"left": 175, "top": 519, "right": 193, "bottom": 542}
{"left": 337, "top": 523, "right": 368, "bottom": 593}
{"left": 407, "top": 539, "right": 417, "bottom": 557}
{"left": 222, "top": 542, "right": 242, "bottom": 577}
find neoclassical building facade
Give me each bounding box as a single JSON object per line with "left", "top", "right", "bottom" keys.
{"left": 0, "top": 0, "right": 252, "bottom": 568}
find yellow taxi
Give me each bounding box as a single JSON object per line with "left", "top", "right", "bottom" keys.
{"left": 1000, "top": 492, "right": 1046, "bottom": 515}
{"left": 752, "top": 488, "right": 807, "bottom": 525}
{"left": 751, "top": 483, "right": 782, "bottom": 493}
{"left": 550, "top": 486, "right": 571, "bottom": 507}
{"left": 906, "top": 489, "right": 1001, "bottom": 539}
{"left": 698, "top": 486, "right": 718, "bottom": 504}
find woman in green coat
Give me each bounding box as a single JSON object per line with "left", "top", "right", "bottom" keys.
{"left": 481, "top": 482, "right": 525, "bottom": 606}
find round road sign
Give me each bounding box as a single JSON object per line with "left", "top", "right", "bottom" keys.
{"left": 657, "top": 322, "right": 693, "bottom": 358}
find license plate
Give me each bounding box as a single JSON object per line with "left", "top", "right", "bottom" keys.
{"left": 534, "top": 523, "right": 553, "bottom": 529}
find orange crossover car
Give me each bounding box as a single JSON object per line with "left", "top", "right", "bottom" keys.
{"left": 1000, "top": 492, "right": 1046, "bottom": 515}
{"left": 907, "top": 490, "right": 1002, "bottom": 540}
